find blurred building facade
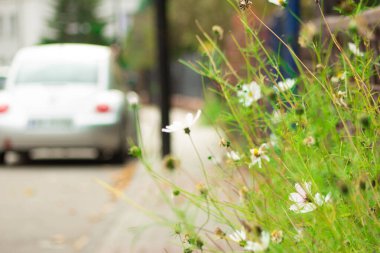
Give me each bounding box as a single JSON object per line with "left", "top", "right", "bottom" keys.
{"left": 0, "top": 0, "right": 139, "bottom": 65}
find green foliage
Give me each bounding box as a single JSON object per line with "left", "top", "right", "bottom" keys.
{"left": 135, "top": 0, "right": 380, "bottom": 252}
{"left": 123, "top": 0, "right": 234, "bottom": 70}
{"left": 42, "top": 0, "right": 109, "bottom": 45}
{"left": 123, "top": 6, "right": 156, "bottom": 70}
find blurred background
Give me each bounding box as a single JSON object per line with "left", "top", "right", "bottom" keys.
{"left": 1, "top": 0, "right": 379, "bottom": 100}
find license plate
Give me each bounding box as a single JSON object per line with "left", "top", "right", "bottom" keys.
{"left": 27, "top": 119, "right": 72, "bottom": 129}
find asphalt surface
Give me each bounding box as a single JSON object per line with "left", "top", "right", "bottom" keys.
{"left": 0, "top": 160, "right": 126, "bottom": 253}
{"left": 0, "top": 106, "right": 221, "bottom": 253}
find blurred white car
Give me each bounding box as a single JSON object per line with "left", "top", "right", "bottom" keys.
{"left": 0, "top": 44, "right": 136, "bottom": 163}
{"left": 0, "top": 66, "right": 9, "bottom": 90}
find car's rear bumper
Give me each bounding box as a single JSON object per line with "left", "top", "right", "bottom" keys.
{"left": 0, "top": 123, "right": 122, "bottom": 153}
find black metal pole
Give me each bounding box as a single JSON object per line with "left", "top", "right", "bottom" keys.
{"left": 155, "top": 0, "right": 171, "bottom": 156}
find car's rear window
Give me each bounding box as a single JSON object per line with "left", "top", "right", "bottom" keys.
{"left": 15, "top": 60, "right": 98, "bottom": 85}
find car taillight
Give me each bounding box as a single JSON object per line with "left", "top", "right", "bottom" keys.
{"left": 0, "top": 104, "right": 8, "bottom": 113}
{"left": 96, "top": 104, "right": 110, "bottom": 113}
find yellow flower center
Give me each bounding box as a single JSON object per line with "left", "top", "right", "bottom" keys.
{"left": 252, "top": 148, "right": 260, "bottom": 157}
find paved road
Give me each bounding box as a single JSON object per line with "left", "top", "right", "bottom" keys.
{"left": 0, "top": 160, "right": 128, "bottom": 253}
{"left": 0, "top": 106, "right": 221, "bottom": 253}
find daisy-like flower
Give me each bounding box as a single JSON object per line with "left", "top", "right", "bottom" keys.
{"left": 244, "top": 231, "right": 270, "bottom": 252}
{"left": 334, "top": 91, "right": 348, "bottom": 108}
{"left": 239, "top": 0, "right": 252, "bottom": 10}
{"left": 227, "top": 150, "right": 241, "bottom": 161}
{"left": 229, "top": 228, "right": 247, "bottom": 246}
{"left": 126, "top": 91, "right": 139, "bottom": 106}
{"left": 289, "top": 182, "right": 332, "bottom": 213}
{"left": 348, "top": 42, "right": 364, "bottom": 57}
{"left": 268, "top": 0, "right": 287, "bottom": 6}
{"left": 271, "top": 230, "right": 283, "bottom": 244}
{"left": 237, "top": 81, "right": 262, "bottom": 107}
{"left": 162, "top": 110, "right": 201, "bottom": 134}
{"left": 303, "top": 136, "right": 315, "bottom": 147}
{"left": 212, "top": 25, "right": 224, "bottom": 40}
{"left": 249, "top": 143, "right": 270, "bottom": 168}
{"left": 331, "top": 71, "right": 347, "bottom": 84}
{"left": 271, "top": 109, "right": 284, "bottom": 124}
{"left": 289, "top": 182, "right": 317, "bottom": 213}
{"left": 274, "top": 78, "right": 296, "bottom": 92}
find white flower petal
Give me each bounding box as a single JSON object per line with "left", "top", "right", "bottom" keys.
{"left": 314, "top": 192, "right": 324, "bottom": 206}
{"left": 275, "top": 78, "right": 296, "bottom": 92}
{"left": 348, "top": 42, "right": 364, "bottom": 57}
{"left": 245, "top": 241, "right": 263, "bottom": 251}
{"left": 185, "top": 113, "right": 194, "bottom": 126}
{"left": 262, "top": 155, "right": 270, "bottom": 162}
{"left": 192, "top": 110, "right": 202, "bottom": 124}
{"left": 161, "top": 110, "right": 201, "bottom": 133}
{"left": 304, "top": 181, "right": 312, "bottom": 194}
{"left": 257, "top": 159, "right": 262, "bottom": 168}
{"left": 289, "top": 203, "right": 302, "bottom": 213}
{"left": 289, "top": 193, "right": 305, "bottom": 203}
{"left": 268, "top": 0, "right": 287, "bottom": 6}
{"left": 259, "top": 143, "right": 268, "bottom": 151}
{"left": 299, "top": 203, "right": 317, "bottom": 213}
{"left": 244, "top": 231, "right": 270, "bottom": 252}
{"left": 325, "top": 192, "right": 332, "bottom": 203}
{"left": 228, "top": 229, "right": 246, "bottom": 242}
{"left": 294, "top": 183, "right": 307, "bottom": 198}
{"left": 237, "top": 82, "right": 262, "bottom": 107}
{"left": 260, "top": 231, "right": 271, "bottom": 248}
{"left": 227, "top": 151, "right": 241, "bottom": 161}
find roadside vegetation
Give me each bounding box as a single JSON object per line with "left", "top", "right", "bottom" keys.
{"left": 131, "top": 0, "right": 380, "bottom": 252}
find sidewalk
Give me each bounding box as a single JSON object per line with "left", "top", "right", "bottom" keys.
{"left": 92, "top": 106, "right": 223, "bottom": 253}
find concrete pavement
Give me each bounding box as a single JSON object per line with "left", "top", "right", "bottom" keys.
{"left": 90, "top": 106, "right": 223, "bottom": 253}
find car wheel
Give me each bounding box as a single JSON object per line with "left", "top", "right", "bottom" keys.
{"left": 18, "top": 151, "right": 31, "bottom": 164}
{"left": 111, "top": 145, "right": 126, "bottom": 164}
{"left": 110, "top": 123, "right": 127, "bottom": 164}
{"left": 0, "top": 152, "right": 5, "bottom": 165}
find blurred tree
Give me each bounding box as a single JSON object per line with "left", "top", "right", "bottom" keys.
{"left": 41, "top": 0, "right": 109, "bottom": 45}
{"left": 123, "top": 6, "right": 156, "bottom": 70}
{"left": 123, "top": 0, "right": 234, "bottom": 70}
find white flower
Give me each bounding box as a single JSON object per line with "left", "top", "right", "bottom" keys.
{"left": 271, "top": 230, "right": 283, "bottom": 244}
{"left": 228, "top": 228, "right": 247, "bottom": 243}
{"left": 331, "top": 71, "right": 347, "bottom": 84}
{"left": 271, "top": 110, "right": 284, "bottom": 124}
{"left": 126, "top": 91, "right": 139, "bottom": 106}
{"left": 289, "top": 182, "right": 332, "bottom": 213}
{"left": 237, "top": 81, "right": 262, "bottom": 107}
{"left": 249, "top": 143, "right": 270, "bottom": 168}
{"left": 162, "top": 110, "right": 201, "bottom": 134}
{"left": 314, "top": 192, "right": 332, "bottom": 206}
{"left": 348, "top": 42, "right": 364, "bottom": 57}
{"left": 274, "top": 78, "right": 296, "bottom": 92}
{"left": 268, "top": 0, "right": 287, "bottom": 6}
{"left": 269, "top": 133, "right": 278, "bottom": 147}
{"left": 334, "top": 90, "right": 348, "bottom": 108}
{"left": 244, "top": 231, "right": 270, "bottom": 252}
{"left": 303, "top": 136, "right": 315, "bottom": 147}
{"left": 294, "top": 227, "right": 304, "bottom": 242}
{"left": 212, "top": 25, "right": 224, "bottom": 40}
{"left": 227, "top": 150, "right": 241, "bottom": 161}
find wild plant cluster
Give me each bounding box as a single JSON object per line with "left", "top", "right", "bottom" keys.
{"left": 132, "top": 0, "right": 380, "bottom": 252}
